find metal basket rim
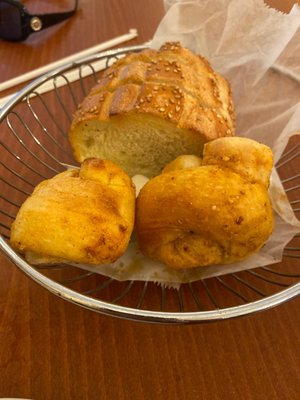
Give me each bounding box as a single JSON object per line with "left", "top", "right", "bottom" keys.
{"left": 1, "top": 237, "right": 300, "bottom": 323}
{"left": 1, "top": 45, "right": 299, "bottom": 323}
{"left": 0, "top": 44, "right": 148, "bottom": 118}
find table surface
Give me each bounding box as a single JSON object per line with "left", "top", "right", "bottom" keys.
{"left": 0, "top": 1, "right": 300, "bottom": 399}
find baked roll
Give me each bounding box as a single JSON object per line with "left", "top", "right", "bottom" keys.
{"left": 135, "top": 137, "right": 274, "bottom": 269}
{"left": 10, "top": 158, "right": 135, "bottom": 265}
{"left": 69, "top": 42, "right": 235, "bottom": 177}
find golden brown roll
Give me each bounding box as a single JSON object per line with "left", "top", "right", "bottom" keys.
{"left": 10, "top": 158, "right": 135, "bottom": 265}
{"left": 135, "top": 137, "right": 274, "bottom": 269}
{"left": 69, "top": 42, "right": 235, "bottom": 177}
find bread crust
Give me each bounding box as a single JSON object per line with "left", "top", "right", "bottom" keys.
{"left": 135, "top": 137, "right": 274, "bottom": 269}
{"left": 10, "top": 159, "right": 135, "bottom": 265}
{"left": 69, "top": 42, "right": 235, "bottom": 175}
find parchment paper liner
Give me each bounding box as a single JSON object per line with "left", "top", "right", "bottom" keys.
{"left": 67, "top": 0, "right": 300, "bottom": 286}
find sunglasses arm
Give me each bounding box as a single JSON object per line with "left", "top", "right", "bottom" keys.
{"left": 31, "top": 8, "right": 77, "bottom": 32}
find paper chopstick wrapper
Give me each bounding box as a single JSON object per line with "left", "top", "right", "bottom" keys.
{"left": 37, "top": 1, "right": 300, "bottom": 285}
{"left": 0, "top": 29, "right": 138, "bottom": 109}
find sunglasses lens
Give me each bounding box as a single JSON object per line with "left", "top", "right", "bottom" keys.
{"left": 0, "top": 2, "right": 22, "bottom": 40}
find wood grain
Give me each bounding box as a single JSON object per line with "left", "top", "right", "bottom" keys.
{"left": 0, "top": 1, "right": 300, "bottom": 399}
{"left": 265, "top": 0, "right": 300, "bottom": 11}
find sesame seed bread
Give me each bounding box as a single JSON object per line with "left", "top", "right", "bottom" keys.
{"left": 69, "top": 42, "right": 235, "bottom": 177}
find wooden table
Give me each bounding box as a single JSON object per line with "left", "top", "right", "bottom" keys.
{"left": 0, "top": 1, "right": 299, "bottom": 399}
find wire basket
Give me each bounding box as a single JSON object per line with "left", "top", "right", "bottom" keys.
{"left": 1, "top": 45, "right": 299, "bottom": 323}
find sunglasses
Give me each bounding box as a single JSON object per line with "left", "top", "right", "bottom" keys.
{"left": 0, "top": 0, "right": 78, "bottom": 41}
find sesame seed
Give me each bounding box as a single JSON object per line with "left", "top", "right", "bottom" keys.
{"left": 88, "top": 106, "right": 98, "bottom": 113}
{"left": 159, "top": 107, "right": 165, "bottom": 112}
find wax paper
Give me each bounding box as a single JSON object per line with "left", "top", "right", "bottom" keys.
{"left": 73, "top": 0, "right": 300, "bottom": 285}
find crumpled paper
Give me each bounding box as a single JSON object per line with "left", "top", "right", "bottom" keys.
{"left": 76, "top": 0, "right": 300, "bottom": 285}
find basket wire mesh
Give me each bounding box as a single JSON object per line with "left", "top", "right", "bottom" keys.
{"left": 1, "top": 45, "right": 299, "bottom": 323}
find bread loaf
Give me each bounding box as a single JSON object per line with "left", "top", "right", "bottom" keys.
{"left": 10, "top": 158, "right": 135, "bottom": 265}
{"left": 135, "top": 137, "right": 274, "bottom": 269}
{"left": 69, "top": 42, "right": 235, "bottom": 177}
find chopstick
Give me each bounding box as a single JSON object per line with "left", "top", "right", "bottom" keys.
{"left": 0, "top": 29, "right": 138, "bottom": 93}
{"left": 0, "top": 29, "right": 138, "bottom": 109}
{"left": 0, "top": 58, "right": 107, "bottom": 108}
